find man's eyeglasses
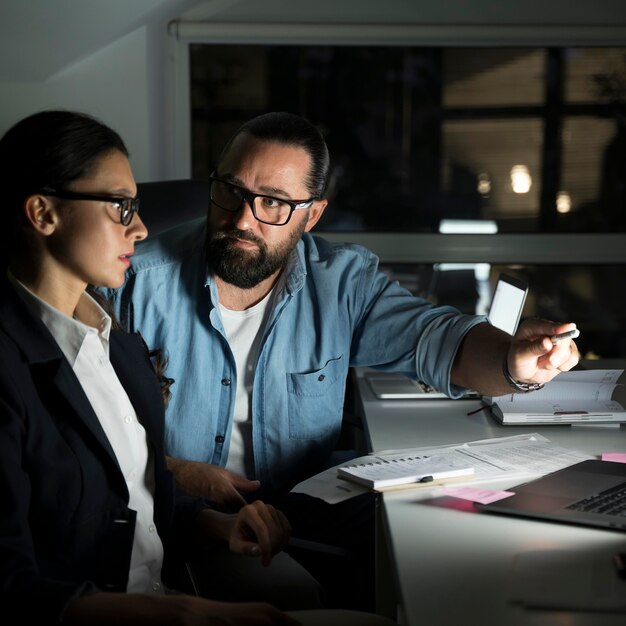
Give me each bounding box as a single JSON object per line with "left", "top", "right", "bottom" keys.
{"left": 38, "top": 188, "right": 140, "bottom": 226}
{"left": 209, "top": 176, "right": 316, "bottom": 226}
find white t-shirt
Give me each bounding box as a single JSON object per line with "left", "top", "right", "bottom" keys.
{"left": 219, "top": 290, "right": 273, "bottom": 477}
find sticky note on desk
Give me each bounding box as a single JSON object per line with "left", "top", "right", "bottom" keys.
{"left": 440, "top": 486, "right": 515, "bottom": 505}
{"left": 602, "top": 452, "right": 626, "bottom": 463}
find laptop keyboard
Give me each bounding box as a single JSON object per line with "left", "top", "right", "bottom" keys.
{"left": 566, "top": 482, "right": 626, "bottom": 516}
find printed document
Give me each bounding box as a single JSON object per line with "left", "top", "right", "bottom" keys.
{"left": 291, "top": 433, "right": 594, "bottom": 503}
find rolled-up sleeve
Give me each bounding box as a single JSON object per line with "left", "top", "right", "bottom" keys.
{"left": 348, "top": 249, "right": 487, "bottom": 398}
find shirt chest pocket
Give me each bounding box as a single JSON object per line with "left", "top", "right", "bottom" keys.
{"left": 286, "top": 356, "right": 346, "bottom": 439}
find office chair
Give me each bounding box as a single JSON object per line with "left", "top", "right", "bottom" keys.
{"left": 136, "top": 178, "right": 210, "bottom": 235}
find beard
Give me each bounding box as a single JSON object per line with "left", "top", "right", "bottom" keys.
{"left": 206, "top": 220, "right": 307, "bottom": 289}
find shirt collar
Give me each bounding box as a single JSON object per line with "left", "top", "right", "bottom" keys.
{"left": 7, "top": 272, "right": 112, "bottom": 366}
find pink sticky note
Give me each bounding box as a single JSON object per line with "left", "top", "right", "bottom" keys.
{"left": 601, "top": 452, "right": 626, "bottom": 464}
{"left": 440, "top": 486, "right": 515, "bottom": 505}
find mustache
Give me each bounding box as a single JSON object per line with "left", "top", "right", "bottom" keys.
{"left": 213, "top": 227, "right": 264, "bottom": 247}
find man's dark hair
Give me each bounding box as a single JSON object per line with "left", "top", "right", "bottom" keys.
{"left": 220, "top": 112, "right": 330, "bottom": 198}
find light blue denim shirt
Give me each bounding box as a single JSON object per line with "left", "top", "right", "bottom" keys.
{"left": 105, "top": 217, "right": 486, "bottom": 494}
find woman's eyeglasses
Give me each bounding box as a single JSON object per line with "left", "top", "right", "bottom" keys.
{"left": 37, "top": 188, "right": 140, "bottom": 226}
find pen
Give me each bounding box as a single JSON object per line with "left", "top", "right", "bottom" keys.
{"left": 550, "top": 329, "right": 580, "bottom": 344}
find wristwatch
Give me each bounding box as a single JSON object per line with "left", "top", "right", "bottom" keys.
{"left": 502, "top": 356, "right": 545, "bottom": 393}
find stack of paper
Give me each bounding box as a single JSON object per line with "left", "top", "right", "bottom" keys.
{"left": 291, "top": 433, "right": 595, "bottom": 504}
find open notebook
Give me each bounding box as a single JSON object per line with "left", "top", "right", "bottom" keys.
{"left": 486, "top": 369, "right": 626, "bottom": 425}
{"left": 366, "top": 273, "right": 527, "bottom": 400}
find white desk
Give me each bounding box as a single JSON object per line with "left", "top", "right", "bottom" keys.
{"left": 353, "top": 368, "right": 626, "bottom": 626}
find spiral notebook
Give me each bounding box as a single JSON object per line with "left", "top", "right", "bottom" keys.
{"left": 337, "top": 454, "right": 475, "bottom": 490}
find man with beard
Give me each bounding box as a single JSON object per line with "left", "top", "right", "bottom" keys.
{"left": 105, "top": 112, "right": 579, "bottom": 610}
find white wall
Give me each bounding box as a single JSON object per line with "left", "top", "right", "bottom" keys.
{"left": 0, "top": 26, "right": 159, "bottom": 182}
{"left": 1, "top": 0, "right": 625, "bottom": 183}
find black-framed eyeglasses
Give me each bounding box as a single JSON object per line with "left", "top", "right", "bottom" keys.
{"left": 209, "top": 175, "right": 316, "bottom": 226}
{"left": 38, "top": 188, "right": 140, "bottom": 226}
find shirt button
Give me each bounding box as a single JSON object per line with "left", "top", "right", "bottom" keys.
{"left": 124, "top": 415, "right": 132, "bottom": 424}
{"left": 152, "top": 581, "right": 161, "bottom": 592}
{"left": 215, "top": 435, "right": 225, "bottom": 444}
{"left": 149, "top": 524, "right": 156, "bottom": 533}
{"left": 318, "top": 374, "right": 325, "bottom": 381}
{"left": 221, "top": 378, "right": 231, "bottom": 386}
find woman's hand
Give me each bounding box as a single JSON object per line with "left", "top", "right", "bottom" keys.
{"left": 229, "top": 501, "right": 292, "bottom": 566}
{"left": 63, "top": 591, "right": 302, "bottom": 626}
{"left": 197, "top": 501, "right": 292, "bottom": 567}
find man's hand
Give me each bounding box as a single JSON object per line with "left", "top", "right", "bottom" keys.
{"left": 507, "top": 319, "right": 580, "bottom": 385}
{"left": 452, "top": 319, "right": 580, "bottom": 396}
{"left": 166, "top": 457, "right": 260, "bottom": 511}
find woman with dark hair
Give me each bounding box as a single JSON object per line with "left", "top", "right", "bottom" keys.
{"left": 0, "top": 109, "right": 398, "bottom": 626}
{"left": 0, "top": 109, "right": 298, "bottom": 625}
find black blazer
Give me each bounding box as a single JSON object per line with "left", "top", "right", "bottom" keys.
{"left": 0, "top": 279, "right": 207, "bottom": 623}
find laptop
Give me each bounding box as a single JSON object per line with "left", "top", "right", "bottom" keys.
{"left": 365, "top": 273, "right": 527, "bottom": 400}
{"left": 475, "top": 459, "right": 626, "bottom": 531}
{"left": 365, "top": 373, "right": 449, "bottom": 399}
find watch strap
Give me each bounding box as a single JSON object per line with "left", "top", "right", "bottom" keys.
{"left": 502, "top": 356, "right": 545, "bottom": 393}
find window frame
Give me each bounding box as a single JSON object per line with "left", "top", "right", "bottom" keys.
{"left": 167, "top": 20, "right": 626, "bottom": 263}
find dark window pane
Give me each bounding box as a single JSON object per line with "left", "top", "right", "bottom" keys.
{"left": 190, "top": 44, "right": 626, "bottom": 234}
{"left": 443, "top": 118, "right": 542, "bottom": 230}
{"left": 379, "top": 262, "right": 626, "bottom": 359}
{"left": 443, "top": 48, "right": 544, "bottom": 107}
{"left": 565, "top": 48, "right": 626, "bottom": 103}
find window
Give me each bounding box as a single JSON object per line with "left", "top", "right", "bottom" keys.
{"left": 184, "top": 40, "right": 626, "bottom": 358}
{"left": 190, "top": 44, "right": 626, "bottom": 234}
